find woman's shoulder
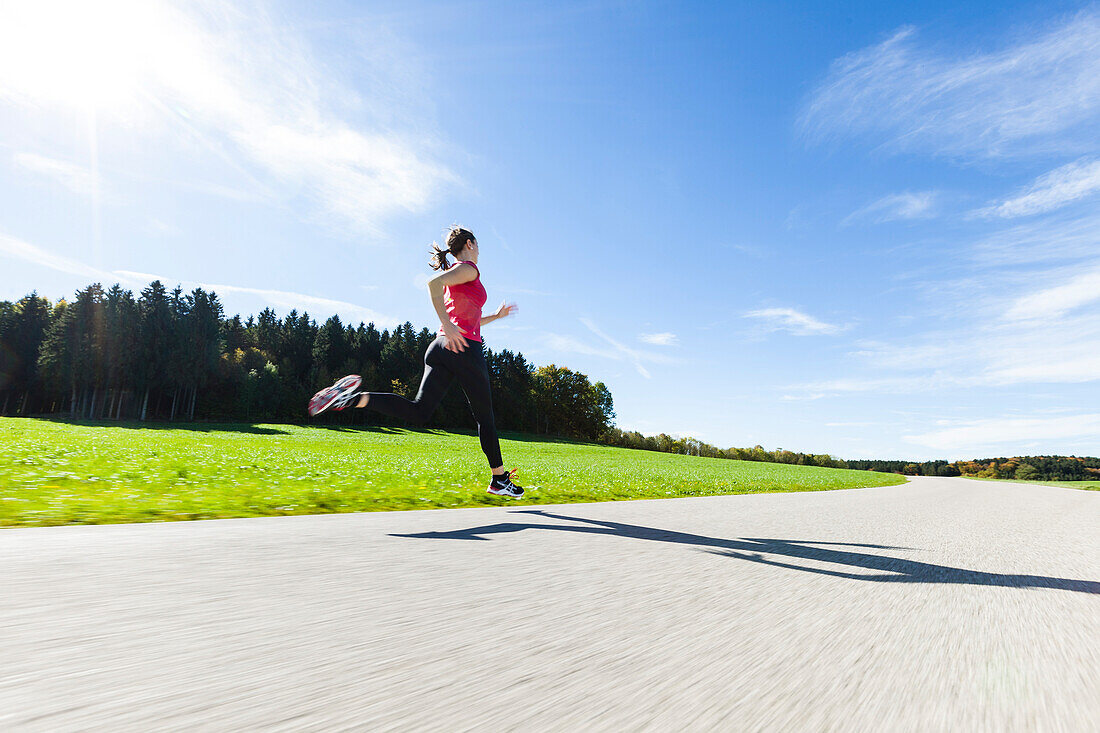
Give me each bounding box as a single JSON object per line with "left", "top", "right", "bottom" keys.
{"left": 445, "top": 260, "right": 479, "bottom": 283}
{"left": 450, "top": 260, "right": 479, "bottom": 276}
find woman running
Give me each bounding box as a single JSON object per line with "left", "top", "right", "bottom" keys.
{"left": 308, "top": 226, "right": 525, "bottom": 498}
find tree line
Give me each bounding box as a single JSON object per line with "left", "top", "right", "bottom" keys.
{"left": 845, "top": 457, "right": 1100, "bottom": 481}
{"left": 599, "top": 428, "right": 850, "bottom": 469}
{"left": 0, "top": 283, "right": 615, "bottom": 440}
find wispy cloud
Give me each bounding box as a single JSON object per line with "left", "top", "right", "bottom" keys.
{"left": 851, "top": 342, "right": 960, "bottom": 371}
{"left": 0, "top": 232, "right": 115, "bottom": 281}
{"left": 639, "top": 332, "right": 678, "bottom": 346}
{"left": 114, "top": 270, "right": 395, "bottom": 325}
{"left": 904, "top": 413, "right": 1100, "bottom": 453}
{"left": 543, "top": 333, "right": 621, "bottom": 362}
{"left": 788, "top": 374, "right": 966, "bottom": 397}
{"left": 745, "top": 307, "right": 845, "bottom": 336}
{"left": 985, "top": 327, "right": 1098, "bottom": 386}
{"left": 725, "top": 243, "right": 765, "bottom": 258}
{"left": 985, "top": 352, "right": 1100, "bottom": 386}
{"left": 543, "top": 318, "right": 677, "bottom": 378}
{"left": 0, "top": 0, "right": 452, "bottom": 233}
{"left": 983, "top": 311, "right": 1100, "bottom": 385}
{"left": 783, "top": 8, "right": 1100, "bottom": 454}
{"left": 786, "top": 305, "right": 1100, "bottom": 398}
{"left": 0, "top": 234, "right": 394, "bottom": 324}
{"left": 973, "top": 210, "right": 1100, "bottom": 266}
{"left": 800, "top": 12, "right": 1100, "bottom": 158}
{"left": 843, "top": 190, "right": 938, "bottom": 225}
{"left": 581, "top": 317, "right": 678, "bottom": 378}
{"left": 974, "top": 157, "right": 1100, "bottom": 218}
{"left": 13, "top": 153, "right": 94, "bottom": 196}
{"left": 1004, "top": 265, "right": 1100, "bottom": 321}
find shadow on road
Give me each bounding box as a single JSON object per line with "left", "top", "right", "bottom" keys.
{"left": 392, "top": 509, "right": 1099, "bottom": 595}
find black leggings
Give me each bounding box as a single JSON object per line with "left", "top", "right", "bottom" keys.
{"left": 365, "top": 336, "right": 503, "bottom": 468}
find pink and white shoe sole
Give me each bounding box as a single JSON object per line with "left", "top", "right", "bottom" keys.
{"left": 308, "top": 374, "right": 362, "bottom": 417}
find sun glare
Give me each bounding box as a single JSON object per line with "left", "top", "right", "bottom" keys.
{"left": 0, "top": 0, "right": 161, "bottom": 109}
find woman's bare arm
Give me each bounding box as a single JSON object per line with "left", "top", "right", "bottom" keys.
{"left": 427, "top": 263, "right": 477, "bottom": 352}
{"left": 481, "top": 301, "right": 518, "bottom": 327}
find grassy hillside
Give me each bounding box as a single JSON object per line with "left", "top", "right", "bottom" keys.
{"left": 0, "top": 418, "right": 905, "bottom": 527}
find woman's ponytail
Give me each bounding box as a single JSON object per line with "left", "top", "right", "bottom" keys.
{"left": 429, "top": 242, "right": 451, "bottom": 271}
{"left": 428, "top": 225, "right": 476, "bottom": 271}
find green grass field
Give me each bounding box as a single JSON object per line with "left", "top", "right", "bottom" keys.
{"left": 964, "top": 476, "right": 1100, "bottom": 491}
{"left": 0, "top": 417, "right": 905, "bottom": 527}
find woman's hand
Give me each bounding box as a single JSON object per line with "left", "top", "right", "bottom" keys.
{"left": 494, "top": 301, "right": 518, "bottom": 320}
{"left": 441, "top": 321, "right": 469, "bottom": 353}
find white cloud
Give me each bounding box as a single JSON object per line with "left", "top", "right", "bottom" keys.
{"left": 904, "top": 414, "right": 1100, "bottom": 453}
{"left": 778, "top": 9, "right": 1100, "bottom": 449}
{"left": 975, "top": 157, "right": 1100, "bottom": 218}
{"left": 843, "top": 191, "right": 938, "bottom": 225}
{"left": 0, "top": 0, "right": 451, "bottom": 233}
{"left": 982, "top": 313, "right": 1100, "bottom": 384}
{"left": 726, "top": 243, "right": 765, "bottom": 257}
{"left": 973, "top": 210, "right": 1100, "bottom": 266}
{"left": 851, "top": 342, "right": 959, "bottom": 371}
{"left": 114, "top": 270, "right": 395, "bottom": 325}
{"left": 800, "top": 12, "right": 1100, "bottom": 158}
{"left": 745, "top": 307, "right": 844, "bottom": 336}
{"left": 1004, "top": 266, "right": 1100, "bottom": 321}
{"left": 13, "top": 153, "right": 94, "bottom": 196}
{"left": 541, "top": 333, "right": 621, "bottom": 362}
{"left": 542, "top": 318, "right": 678, "bottom": 379}
{"left": 0, "top": 234, "right": 395, "bottom": 324}
{"left": 787, "top": 305, "right": 1100, "bottom": 398}
{"left": 0, "top": 232, "right": 116, "bottom": 281}
{"left": 986, "top": 354, "right": 1100, "bottom": 385}
{"left": 238, "top": 122, "right": 450, "bottom": 233}
{"left": 581, "top": 317, "right": 661, "bottom": 378}
{"left": 639, "top": 332, "right": 678, "bottom": 346}
{"left": 789, "top": 374, "right": 966, "bottom": 397}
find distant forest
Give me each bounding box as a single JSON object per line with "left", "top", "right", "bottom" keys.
{"left": 846, "top": 457, "right": 1100, "bottom": 482}
{"left": 1, "top": 283, "right": 1094, "bottom": 481}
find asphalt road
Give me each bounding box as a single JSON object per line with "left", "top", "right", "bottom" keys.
{"left": 2, "top": 476, "right": 1098, "bottom": 731}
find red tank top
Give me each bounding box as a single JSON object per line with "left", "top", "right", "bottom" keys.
{"left": 440, "top": 261, "right": 487, "bottom": 342}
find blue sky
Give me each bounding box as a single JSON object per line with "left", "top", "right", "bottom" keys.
{"left": 2, "top": 0, "right": 1099, "bottom": 460}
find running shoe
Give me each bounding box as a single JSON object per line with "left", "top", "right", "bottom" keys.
{"left": 487, "top": 469, "right": 525, "bottom": 498}
{"left": 307, "top": 374, "right": 362, "bottom": 417}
